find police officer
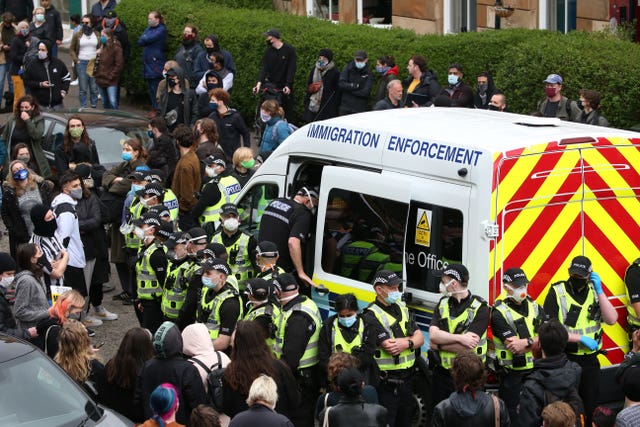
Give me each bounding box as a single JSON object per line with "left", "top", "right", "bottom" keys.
{"left": 273, "top": 272, "right": 322, "bottom": 427}
{"left": 543, "top": 255, "right": 618, "bottom": 425}
{"left": 340, "top": 220, "right": 390, "bottom": 282}
{"left": 133, "top": 211, "right": 167, "bottom": 334}
{"left": 211, "top": 203, "right": 257, "bottom": 292}
{"left": 136, "top": 182, "right": 165, "bottom": 211}
{"left": 624, "top": 258, "right": 640, "bottom": 339}
{"left": 255, "top": 240, "right": 285, "bottom": 280}
{"left": 196, "top": 258, "right": 242, "bottom": 352}
{"left": 192, "top": 153, "right": 241, "bottom": 235}
{"left": 161, "top": 232, "right": 191, "bottom": 323}
{"left": 491, "top": 267, "right": 546, "bottom": 421}
{"left": 244, "top": 277, "right": 280, "bottom": 348}
{"left": 145, "top": 169, "right": 179, "bottom": 221}
{"left": 428, "top": 263, "right": 489, "bottom": 408}
{"left": 362, "top": 270, "right": 424, "bottom": 427}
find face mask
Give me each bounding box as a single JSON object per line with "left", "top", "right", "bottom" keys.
{"left": 202, "top": 276, "right": 215, "bottom": 289}
{"left": 223, "top": 217, "right": 239, "bottom": 232}
{"left": 569, "top": 276, "right": 588, "bottom": 291}
{"left": 439, "top": 281, "right": 453, "bottom": 297}
{"left": 338, "top": 315, "right": 357, "bottom": 328}
{"left": 17, "top": 155, "right": 30, "bottom": 163}
{"left": 355, "top": 61, "right": 366, "bottom": 69}
{"left": 13, "top": 169, "right": 28, "bottom": 181}
{"left": 240, "top": 159, "right": 255, "bottom": 169}
{"left": 162, "top": 71, "right": 167, "bottom": 79}
{"left": 139, "top": 197, "right": 151, "bottom": 208}
{"left": 69, "top": 127, "right": 83, "bottom": 139}
{"left": 206, "top": 47, "right": 216, "bottom": 54}
{"left": 147, "top": 130, "right": 154, "bottom": 138}
{"left": 279, "top": 292, "right": 299, "bottom": 304}
{"left": 183, "top": 33, "right": 196, "bottom": 41}
{"left": 205, "top": 166, "right": 218, "bottom": 178}
{"left": 545, "top": 87, "right": 557, "bottom": 98}
{"left": 83, "top": 178, "right": 94, "bottom": 189}
{"left": 375, "top": 65, "right": 390, "bottom": 75}
{"left": 504, "top": 284, "right": 527, "bottom": 304}
{"left": 122, "top": 151, "right": 133, "bottom": 161}
{"left": 148, "top": 19, "right": 156, "bottom": 27}
{"left": 35, "top": 14, "right": 45, "bottom": 22}
{"left": 384, "top": 290, "right": 401, "bottom": 305}
{"left": 38, "top": 219, "right": 57, "bottom": 237}
{"left": 68, "top": 312, "right": 81, "bottom": 321}
{"left": 447, "top": 74, "right": 459, "bottom": 85}
{"left": 69, "top": 187, "right": 83, "bottom": 200}
{"left": 131, "top": 184, "right": 143, "bottom": 194}
{"left": 83, "top": 25, "right": 92, "bottom": 36}
{"left": 488, "top": 104, "right": 501, "bottom": 111}
{"left": 577, "top": 100, "right": 584, "bottom": 110}
{"left": 316, "top": 60, "right": 327, "bottom": 69}
{"left": 100, "top": 35, "right": 107, "bottom": 44}
{"left": 266, "top": 39, "right": 273, "bottom": 47}
{"left": 134, "top": 227, "right": 145, "bottom": 239}
{"left": 105, "top": 18, "right": 116, "bottom": 28}
{"left": 209, "top": 101, "right": 218, "bottom": 110}
{"left": 168, "top": 79, "right": 177, "bottom": 88}
{"left": 38, "top": 51, "right": 47, "bottom": 60}
{"left": 477, "top": 83, "right": 488, "bottom": 93}
{"left": 0, "top": 276, "right": 13, "bottom": 289}
{"left": 20, "top": 29, "right": 28, "bottom": 36}
{"left": 260, "top": 112, "right": 271, "bottom": 123}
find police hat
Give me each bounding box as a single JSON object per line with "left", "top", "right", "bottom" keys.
{"left": 273, "top": 273, "right": 298, "bottom": 292}
{"left": 371, "top": 270, "right": 402, "bottom": 288}
{"left": 502, "top": 268, "right": 529, "bottom": 288}
{"left": 133, "top": 211, "right": 161, "bottom": 228}
{"left": 256, "top": 241, "right": 279, "bottom": 257}
{"left": 434, "top": 263, "right": 469, "bottom": 283}
{"left": 165, "top": 231, "right": 187, "bottom": 249}
{"left": 245, "top": 278, "right": 271, "bottom": 299}
{"left": 185, "top": 227, "right": 208, "bottom": 245}
{"left": 136, "top": 182, "right": 165, "bottom": 198}
{"left": 220, "top": 203, "right": 238, "bottom": 216}
{"left": 568, "top": 255, "right": 592, "bottom": 277}
{"left": 201, "top": 258, "right": 231, "bottom": 275}
{"left": 127, "top": 170, "right": 146, "bottom": 181}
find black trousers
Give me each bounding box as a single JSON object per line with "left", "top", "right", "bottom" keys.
{"left": 140, "top": 299, "right": 164, "bottom": 335}
{"left": 378, "top": 371, "right": 415, "bottom": 427}
{"left": 64, "top": 265, "right": 87, "bottom": 297}
{"left": 430, "top": 366, "right": 454, "bottom": 410}
{"left": 293, "top": 366, "right": 320, "bottom": 427}
{"left": 568, "top": 352, "right": 600, "bottom": 426}
{"left": 498, "top": 368, "right": 531, "bottom": 421}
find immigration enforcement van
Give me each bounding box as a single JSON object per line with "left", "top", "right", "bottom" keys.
{"left": 235, "top": 108, "right": 640, "bottom": 397}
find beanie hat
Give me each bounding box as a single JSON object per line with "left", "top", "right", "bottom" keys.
{"left": 318, "top": 48, "right": 333, "bottom": 62}
{"left": 0, "top": 253, "right": 16, "bottom": 274}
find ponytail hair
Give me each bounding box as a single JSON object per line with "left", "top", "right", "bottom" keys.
{"left": 149, "top": 383, "right": 179, "bottom": 427}
{"left": 260, "top": 99, "right": 284, "bottom": 119}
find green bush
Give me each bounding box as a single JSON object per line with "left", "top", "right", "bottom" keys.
{"left": 117, "top": 0, "right": 640, "bottom": 129}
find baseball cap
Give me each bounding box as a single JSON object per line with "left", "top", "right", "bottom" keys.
{"left": 201, "top": 258, "right": 231, "bottom": 275}
{"left": 133, "top": 211, "right": 161, "bottom": 228}
{"left": 136, "top": 182, "right": 164, "bottom": 198}
{"left": 372, "top": 270, "right": 402, "bottom": 287}
{"left": 502, "top": 268, "right": 529, "bottom": 288}
{"left": 127, "top": 170, "right": 146, "bottom": 181}
{"left": 434, "top": 263, "right": 470, "bottom": 283}
{"left": 354, "top": 50, "right": 367, "bottom": 60}
{"left": 204, "top": 154, "right": 226, "bottom": 168}
{"left": 273, "top": 273, "right": 298, "bottom": 292}
{"left": 256, "top": 241, "right": 279, "bottom": 258}
{"left": 165, "top": 231, "right": 187, "bottom": 249}
{"left": 543, "top": 73, "right": 563, "bottom": 84}
{"left": 245, "top": 278, "right": 271, "bottom": 299}
{"left": 569, "top": 255, "right": 592, "bottom": 277}
{"left": 264, "top": 29, "right": 281, "bottom": 39}
{"left": 185, "top": 227, "right": 208, "bottom": 245}
{"left": 106, "top": 10, "right": 117, "bottom": 18}
{"left": 221, "top": 203, "right": 238, "bottom": 216}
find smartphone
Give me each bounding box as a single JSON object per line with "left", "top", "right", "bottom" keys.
{"left": 94, "top": 341, "right": 105, "bottom": 349}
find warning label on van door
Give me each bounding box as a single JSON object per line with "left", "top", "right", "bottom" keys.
{"left": 415, "top": 208, "right": 432, "bottom": 247}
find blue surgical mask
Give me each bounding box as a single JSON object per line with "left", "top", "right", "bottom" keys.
{"left": 131, "top": 184, "right": 143, "bottom": 193}
{"left": 147, "top": 130, "right": 153, "bottom": 138}
{"left": 384, "top": 290, "right": 402, "bottom": 305}
{"left": 355, "top": 61, "right": 366, "bottom": 69}
{"left": 122, "top": 151, "right": 133, "bottom": 161}
{"left": 375, "top": 65, "right": 390, "bottom": 75}
{"left": 100, "top": 35, "right": 107, "bottom": 44}
{"left": 316, "top": 60, "right": 327, "bottom": 69}
{"left": 448, "top": 74, "right": 459, "bottom": 85}
{"left": 209, "top": 102, "right": 218, "bottom": 110}
{"left": 13, "top": 168, "right": 28, "bottom": 181}
{"left": 338, "top": 315, "right": 357, "bottom": 328}
{"left": 202, "top": 276, "right": 215, "bottom": 289}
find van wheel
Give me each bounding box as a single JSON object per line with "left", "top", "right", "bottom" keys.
{"left": 411, "top": 392, "right": 430, "bottom": 427}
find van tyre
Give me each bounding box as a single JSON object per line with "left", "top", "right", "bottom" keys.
{"left": 411, "top": 367, "right": 432, "bottom": 427}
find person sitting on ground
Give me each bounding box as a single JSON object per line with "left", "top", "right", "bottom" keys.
{"left": 190, "top": 404, "right": 222, "bottom": 427}
{"left": 13, "top": 243, "right": 54, "bottom": 330}
{"left": 616, "top": 364, "right": 640, "bottom": 427}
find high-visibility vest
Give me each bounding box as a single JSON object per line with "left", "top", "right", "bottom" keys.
{"left": 330, "top": 317, "right": 364, "bottom": 354}
{"left": 199, "top": 176, "right": 242, "bottom": 226}
{"left": 211, "top": 232, "right": 255, "bottom": 289}
{"left": 199, "top": 285, "right": 242, "bottom": 340}
{"left": 163, "top": 189, "right": 179, "bottom": 221}
{"left": 274, "top": 297, "right": 321, "bottom": 369}
{"left": 553, "top": 281, "right": 601, "bottom": 355}
{"left": 245, "top": 302, "right": 281, "bottom": 349}
{"left": 437, "top": 295, "right": 487, "bottom": 369}
{"left": 125, "top": 199, "right": 144, "bottom": 249}
{"left": 257, "top": 266, "right": 286, "bottom": 281}
{"left": 492, "top": 296, "right": 539, "bottom": 370}
{"left": 135, "top": 243, "right": 166, "bottom": 300}
{"left": 161, "top": 259, "right": 193, "bottom": 319}
{"left": 366, "top": 302, "right": 416, "bottom": 371}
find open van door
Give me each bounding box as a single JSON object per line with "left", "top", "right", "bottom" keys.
{"left": 236, "top": 174, "right": 286, "bottom": 238}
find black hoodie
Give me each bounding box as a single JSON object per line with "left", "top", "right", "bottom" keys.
{"left": 134, "top": 321, "right": 209, "bottom": 424}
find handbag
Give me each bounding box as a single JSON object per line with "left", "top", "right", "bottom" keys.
{"left": 322, "top": 406, "right": 331, "bottom": 427}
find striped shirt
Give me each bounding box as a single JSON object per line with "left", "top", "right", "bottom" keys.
{"left": 29, "top": 234, "right": 64, "bottom": 288}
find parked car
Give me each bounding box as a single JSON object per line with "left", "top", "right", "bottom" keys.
{"left": 0, "top": 333, "right": 133, "bottom": 426}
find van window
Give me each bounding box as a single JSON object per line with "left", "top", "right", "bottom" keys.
{"left": 405, "top": 202, "right": 464, "bottom": 293}
{"left": 322, "top": 188, "right": 408, "bottom": 284}
{"left": 237, "top": 183, "right": 279, "bottom": 238}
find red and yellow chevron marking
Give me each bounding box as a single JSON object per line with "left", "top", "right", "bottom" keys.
{"left": 489, "top": 137, "right": 640, "bottom": 365}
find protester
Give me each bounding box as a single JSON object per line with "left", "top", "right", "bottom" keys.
{"left": 138, "top": 11, "right": 167, "bottom": 116}
{"left": 303, "top": 48, "right": 340, "bottom": 122}
{"left": 230, "top": 147, "right": 255, "bottom": 189}
{"left": 28, "top": 204, "right": 69, "bottom": 289}
{"left": 137, "top": 383, "right": 185, "bottom": 427}
{"left": 35, "top": 289, "right": 85, "bottom": 358}
{"left": 190, "top": 405, "right": 222, "bottom": 427}
{"left": 54, "top": 115, "right": 100, "bottom": 173}
{"left": 22, "top": 39, "right": 70, "bottom": 110}
{"left": 182, "top": 323, "right": 231, "bottom": 392}
{"left": 94, "top": 27, "right": 124, "bottom": 109}
{"left": 69, "top": 14, "right": 100, "bottom": 109}
{"left": 13, "top": 243, "right": 53, "bottom": 330}
{"left": 0, "top": 252, "right": 37, "bottom": 340}
{"left": 207, "top": 88, "right": 250, "bottom": 163}
{"left": 228, "top": 375, "right": 295, "bottom": 427}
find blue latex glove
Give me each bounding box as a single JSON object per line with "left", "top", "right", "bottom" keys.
{"left": 590, "top": 272, "right": 603, "bottom": 295}
{"left": 579, "top": 335, "right": 599, "bottom": 351}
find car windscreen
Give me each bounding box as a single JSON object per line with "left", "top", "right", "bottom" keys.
{"left": 0, "top": 349, "right": 94, "bottom": 426}
{"left": 87, "top": 126, "right": 146, "bottom": 166}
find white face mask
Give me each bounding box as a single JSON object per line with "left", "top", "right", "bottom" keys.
{"left": 223, "top": 217, "right": 239, "bottom": 232}
{"left": 205, "top": 166, "right": 218, "bottom": 178}
{"left": 0, "top": 276, "right": 14, "bottom": 289}
{"left": 279, "top": 292, "right": 298, "bottom": 304}
{"left": 134, "top": 227, "right": 145, "bottom": 239}
{"left": 504, "top": 284, "right": 527, "bottom": 304}
{"left": 260, "top": 112, "right": 271, "bottom": 123}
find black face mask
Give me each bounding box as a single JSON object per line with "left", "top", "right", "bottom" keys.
{"left": 35, "top": 218, "right": 57, "bottom": 237}
{"left": 569, "top": 276, "right": 588, "bottom": 291}
{"left": 488, "top": 104, "right": 501, "bottom": 111}
{"left": 83, "top": 25, "right": 92, "bottom": 36}
{"left": 206, "top": 47, "right": 216, "bottom": 54}
{"left": 167, "top": 79, "right": 177, "bottom": 88}
{"left": 266, "top": 39, "right": 273, "bottom": 47}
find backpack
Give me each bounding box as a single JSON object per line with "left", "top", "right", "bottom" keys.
{"left": 22, "top": 36, "right": 41, "bottom": 72}
{"left": 271, "top": 119, "right": 298, "bottom": 143}
{"left": 190, "top": 353, "right": 225, "bottom": 411}
{"left": 544, "top": 388, "right": 586, "bottom": 427}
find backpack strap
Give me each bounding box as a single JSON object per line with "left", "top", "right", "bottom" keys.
{"left": 215, "top": 351, "right": 222, "bottom": 369}
{"left": 491, "top": 394, "right": 500, "bottom": 427}
{"left": 189, "top": 357, "right": 212, "bottom": 374}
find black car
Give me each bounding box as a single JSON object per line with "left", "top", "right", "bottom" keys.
{"left": 0, "top": 333, "right": 133, "bottom": 426}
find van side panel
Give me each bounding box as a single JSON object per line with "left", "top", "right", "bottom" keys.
{"left": 490, "top": 138, "right": 640, "bottom": 366}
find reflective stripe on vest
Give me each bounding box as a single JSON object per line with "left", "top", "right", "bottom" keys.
{"left": 125, "top": 200, "right": 144, "bottom": 249}
{"left": 211, "top": 232, "right": 254, "bottom": 287}
{"left": 492, "top": 297, "right": 538, "bottom": 370}
{"left": 135, "top": 243, "right": 166, "bottom": 299}
{"left": 274, "top": 298, "right": 321, "bottom": 369}
{"left": 199, "top": 176, "right": 241, "bottom": 226}
{"left": 438, "top": 296, "right": 487, "bottom": 369}
{"left": 553, "top": 282, "right": 601, "bottom": 355}
{"left": 163, "top": 189, "right": 179, "bottom": 221}
{"left": 200, "top": 286, "right": 242, "bottom": 340}
{"left": 161, "top": 260, "right": 193, "bottom": 319}
{"left": 331, "top": 317, "right": 364, "bottom": 354}
{"left": 366, "top": 302, "right": 416, "bottom": 370}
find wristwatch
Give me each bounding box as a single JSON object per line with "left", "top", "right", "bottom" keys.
{"left": 527, "top": 337, "right": 534, "bottom": 347}
{"left": 408, "top": 339, "right": 414, "bottom": 351}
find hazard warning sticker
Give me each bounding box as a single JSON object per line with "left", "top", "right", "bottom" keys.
{"left": 415, "top": 208, "right": 431, "bottom": 248}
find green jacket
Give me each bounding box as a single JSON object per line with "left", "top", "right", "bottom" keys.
{"left": 2, "top": 114, "right": 51, "bottom": 179}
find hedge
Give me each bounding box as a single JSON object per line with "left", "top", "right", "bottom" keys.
{"left": 117, "top": 0, "right": 640, "bottom": 129}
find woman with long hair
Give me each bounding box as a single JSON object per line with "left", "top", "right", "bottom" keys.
{"left": 55, "top": 318, "right": 105, "bottom": 398}
{"left": 35, "top": 289, "right": 85, "bottom": 357}
{"left": 13, "top": 243, "right": 49, "bottom": 330}
{"left": 1, "top": 95, "right": 51, "bottom": 178}
{"left": 99, "top": 327, "right": 154, "bottom": 422}
{"left": 11, "top": 143, "right": 39, "bottom": 173}
{"left": 258, "top": 99, "right": 292, "bottom": 155}
{"left": 222, "top": 320, "right": 299, "bottom": 420}
{"left": 1, "top": 159, "right": 53, "bottom": 257}
{"left": 54, "top": 115, "right": 100, "bottom": 173}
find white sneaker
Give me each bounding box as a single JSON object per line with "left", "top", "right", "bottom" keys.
{"left": 70, "top": 79, "right": 78, "bottom": 86}
{"left": 83, "top": 315, "right": 103, "bottom": 327}
{"left": 94, "top": 305, "right": 118, "bottom": 321}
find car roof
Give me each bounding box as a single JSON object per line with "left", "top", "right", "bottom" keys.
{"left": 0, "top": 333, "right": 36, "bottom": 362}
{"left": 43, "top": 109, "right": 149, "bottom": 128}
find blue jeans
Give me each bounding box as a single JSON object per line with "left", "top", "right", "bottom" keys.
{"left": 77, "top": 60, "right": 99, "bottom": 108}
{"left": 0, "top": 64, "right": 6, "bottom": 97}
{"left": 99, "top": 85, "right": 119, "bottom": 109}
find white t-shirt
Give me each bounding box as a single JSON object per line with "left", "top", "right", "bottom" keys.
{"left": 78, "top": 32, "right": 98, "bottom": 61}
